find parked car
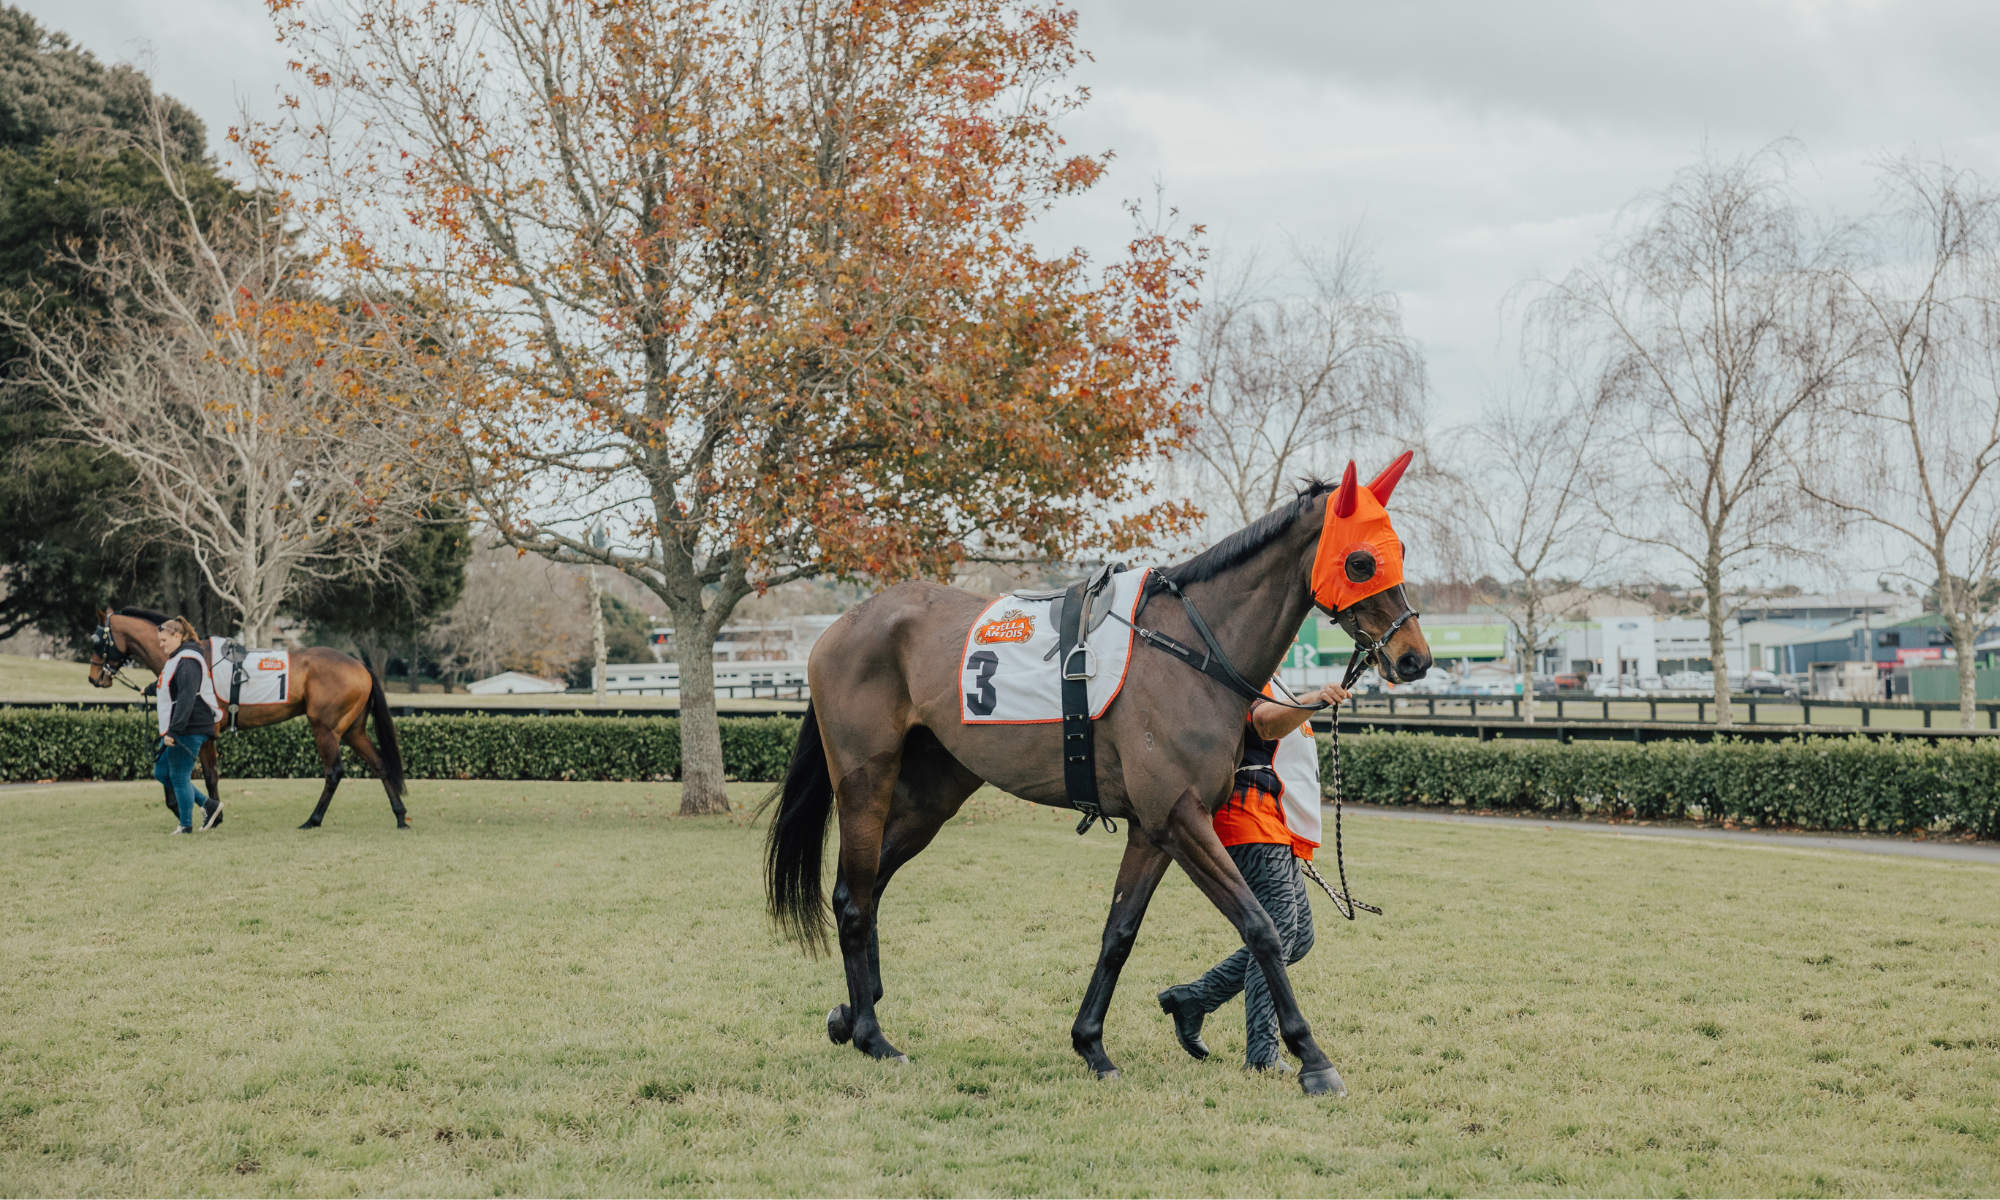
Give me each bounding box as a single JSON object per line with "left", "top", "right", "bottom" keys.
{"left": 1741, "top": 669, "right": 1799, "bottom": 697}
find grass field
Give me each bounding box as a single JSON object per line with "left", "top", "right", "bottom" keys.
{"left": 2, "top": 779, "right": 1997, "bottom": 1197}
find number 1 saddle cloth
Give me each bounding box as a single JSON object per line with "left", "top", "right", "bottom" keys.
{"left": 207, "top": 638, "right": 292, "bottom": 706}
{"left": 958, "top": 568, "right": 1150, "bottom": 725}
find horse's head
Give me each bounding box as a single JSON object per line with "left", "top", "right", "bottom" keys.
{"left": 86, "top": 607, "right": 124, "bottom": 688}
{"left": 1312, "top": 453, "right": 1433, "bottom": 684}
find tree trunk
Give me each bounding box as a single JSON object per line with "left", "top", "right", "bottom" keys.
{"left": 590, "top": 568, "right": 607, "bottom": 705}
{"left": 675, "top": 617, "right": 731, "bottom": 815}
{"left": 1952, "top": 611, "right": 1978, "bottom": 730}
{"left": 1519, "top": 615, "right": 1537, "bottom": 724}
{"left": 1704, "top": 544, "right": 1732, "bottom": 728}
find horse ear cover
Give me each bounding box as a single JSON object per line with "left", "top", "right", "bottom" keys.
{"left": 1311, "top": 455, "right": 1408, "bottom": 612}
{"left": 1367, "top": 450, "right": 1413, "bottom": 506}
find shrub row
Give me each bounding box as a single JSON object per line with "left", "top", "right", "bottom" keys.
{"left": 0, "top": 708, "right": 803, "bottom": 784}
{"left": 8, "top": 708, "right": 1995, "bottom": 837}
{"left": 1326, "top": 732, "right": 2000, "bottom": 838}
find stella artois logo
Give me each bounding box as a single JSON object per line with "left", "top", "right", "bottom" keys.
{"left": 975, "top": 609, "right": 1035, "bottom": 645}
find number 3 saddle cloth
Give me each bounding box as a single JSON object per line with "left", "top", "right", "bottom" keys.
{"left": 958, "top": 568, "right": 1150, "bottom": 725}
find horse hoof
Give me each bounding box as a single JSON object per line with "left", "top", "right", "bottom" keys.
{"left": 1095, "top": 1068, "right": 1121, "bottom": 1081}
{"left": 826, "top": 1006, "right": 854, "bottom": 1045}
{"left": 889, "top": 1054, "right": 909, "bottom": 1065}
{"left": 1299, "top": 1066, "right": 1347, "bottom": 1097}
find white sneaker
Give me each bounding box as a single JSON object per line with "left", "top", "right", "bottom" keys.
{"left": 168, "top": 826, "right": 191, "bottom": 835}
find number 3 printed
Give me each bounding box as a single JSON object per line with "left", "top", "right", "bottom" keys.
{"left": 964, "top": 650, "right": 999, "bottom": 716}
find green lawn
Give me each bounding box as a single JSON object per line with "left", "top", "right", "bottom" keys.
{"left": 2, "top": 780, "right": 1996, "bottom": 1197}
{"left": 0, "top": 655, "right": 102, "bottom": 702}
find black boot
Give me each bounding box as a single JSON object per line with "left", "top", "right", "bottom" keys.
{"left": 1157, "top": 985, "right": 1211, "bottom": 1060}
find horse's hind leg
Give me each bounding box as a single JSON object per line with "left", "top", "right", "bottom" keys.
{"left": 1071, "top": 826, "right": 1173, "bottom": 1079}
{"left": 826, "top": 802, "right": 956, "bottom": 1045}
{"left": 1158, "top": 787, "right": 1346, "bottom": 1097}
{"left": 826, "top": 734, "right": 979, "bottom": 1049}
{"left": 342, "top": 723, "right": 408, "bottom": 829}
{"left": 199, "top": 738, "right": 223, "bottom": 828}
{"left": 299, "top": 725, "right": 346, "bottom": 830}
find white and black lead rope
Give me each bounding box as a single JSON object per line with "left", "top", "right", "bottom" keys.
{"left": 1303, "top": 705, "right": 1381, "bottom": 920}
{"left": 1266, "top": 675, "right": 1380, "bottom": 922}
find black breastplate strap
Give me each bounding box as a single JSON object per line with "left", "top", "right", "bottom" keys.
{"left": 1059, "top": 577, "right": 1115, "bottom": 835}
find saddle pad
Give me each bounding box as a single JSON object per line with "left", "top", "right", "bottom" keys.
{"left": 960, "top": 568, "right": 1150, "bottom": 724}
{"left": 207, "top": 639, "right": 291, "bottom": 705}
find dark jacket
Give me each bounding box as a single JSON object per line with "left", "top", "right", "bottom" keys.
{"left": 166, "top": 651, "right": 215, "bottom": 738}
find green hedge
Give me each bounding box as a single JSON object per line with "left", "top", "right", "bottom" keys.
{"left": 0, "top": 708, "right": 802, "bottom": 784}
{"left": 10, "top": 709, "right": 1997, "bottom": 837}
{"left": 1327, "top": 732, "right": 2000, "bottom": 838}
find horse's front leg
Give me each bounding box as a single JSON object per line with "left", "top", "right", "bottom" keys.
{"left": 1071, "top": 826, "right": 1172, "bottom": 1079}
{"left": 1159, "top": 788, "right": 1345, "bottom": 1097}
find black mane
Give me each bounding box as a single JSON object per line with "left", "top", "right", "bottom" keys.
{"left": 118, "top": 607, "right": 170, "bottom": 625}
{"left": 1152, "top": 479, "right": 1333, "bottom": 589}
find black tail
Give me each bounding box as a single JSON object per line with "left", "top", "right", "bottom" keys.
{"left": 764, "top": 701, "right": 835, "bottom": 957}
{"left": 366, "top": 675, "right": 406, "bottom": 800}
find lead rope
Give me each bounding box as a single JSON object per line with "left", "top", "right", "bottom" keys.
{"left": 1301, "top": 705, "right": 1381, "bottom": 920}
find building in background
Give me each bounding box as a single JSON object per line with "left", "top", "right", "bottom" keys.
{"left": 466, "top": 670, "right": 565, "bottom": 695}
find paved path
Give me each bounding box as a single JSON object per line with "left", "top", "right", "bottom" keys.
{"left": 1336, "top": 803, "right": 2000, "bottom": 865}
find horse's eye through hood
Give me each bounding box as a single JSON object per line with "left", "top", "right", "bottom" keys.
{"left": 1310, "top": 452, "right": 1410, "bottom": 613}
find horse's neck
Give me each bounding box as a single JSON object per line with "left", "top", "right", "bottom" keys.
{"left": 1184, "top": 518, "right": 1319, "bottom": 689}
{"left": 121, "top": 621, "right": 167, "bottom": 673}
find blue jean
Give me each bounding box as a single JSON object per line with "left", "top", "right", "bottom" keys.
{"left": 153, "top": 733, "right": 209, "bottom": 829}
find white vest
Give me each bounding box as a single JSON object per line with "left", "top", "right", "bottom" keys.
{"left": 1271, "top": 718, "right": 1324, "bottom": 849}
{"left": 157, "top": 644, "right": 221, "bottom": 735}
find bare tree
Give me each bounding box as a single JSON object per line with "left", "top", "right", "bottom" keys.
{"left": 0, "top": 111, "right": 436, "bottom": 646}
{"left": 422, "top": 539, "right": 591, "bottom": 686}
{"left": 1796, "top": 159, "right": 2000, "bottom": 728}
{"left": 1183, "top": 236, "right": 1427, "bottom": 527}
{"left": 1534, "top": 148, "right": 1862, "bottom": 726}
{"left": 1451, "top": 383, "right": 1608, "bottom": 721}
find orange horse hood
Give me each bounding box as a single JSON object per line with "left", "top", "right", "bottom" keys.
{"left": 1310, "top": 452, "right": 1412, "bottom": 613}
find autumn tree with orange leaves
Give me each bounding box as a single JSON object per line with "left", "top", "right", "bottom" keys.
{"left": 275, "top": 0, "right": 1203, "bottom": 813}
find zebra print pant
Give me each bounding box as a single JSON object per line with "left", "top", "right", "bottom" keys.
{"left": 1180, "top": 841, "right": 1316, "bottom": 1067}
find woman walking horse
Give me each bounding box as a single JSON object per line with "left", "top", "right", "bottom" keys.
{"left": 767, "top": 454, "right": 1432, "bottom": 1096}
{"left": 88, "top": 608, "right": 410, "bottom": 829}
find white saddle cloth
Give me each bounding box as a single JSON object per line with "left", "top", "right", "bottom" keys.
{"left": 959, "top": 568, "right": 1150, "bottom": 724}
{"left": 208, "top": 639, "right": 293, "bottom": 705}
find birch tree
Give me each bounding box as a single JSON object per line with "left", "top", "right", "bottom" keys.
{"left": 1183, "top": 236, "right": 1425, "bottom": 527}
{"left": 1452, "top": 384, "right": 1606, "bottom": 721}
{"left": 1, "top": 109, "right": 437, "bottom": 645}
{"left": 1797, "top": 160, "right": 2000, "bottom": 728}
{"left": 1534, "top": 149, "right": 1862, "bottom": 726}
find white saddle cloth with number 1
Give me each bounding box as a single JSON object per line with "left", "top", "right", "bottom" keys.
{"left": 959, "top": 568, "right": 1151, "bottom": 724}
{"left": 207, "top": 638, "right": 292, "bottom": 706}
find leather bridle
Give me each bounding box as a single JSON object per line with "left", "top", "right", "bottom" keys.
{"left": 89, "top": 620, "right": 145, "bottom": 693}
{"left": 1323, "top": 583, "right": 1422, "bottom": 692}
{"left": 1117, "top": 574, "right": 1422, "bottom": 713}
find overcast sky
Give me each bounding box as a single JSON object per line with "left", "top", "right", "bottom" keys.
{"left": 28, "top": 0, "right": 2000, "bottom": 428}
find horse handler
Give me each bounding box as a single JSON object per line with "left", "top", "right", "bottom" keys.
{"left": 1157, "top": 678, "right": 1349, "bottom": 1072}
{"left": 152, "top": 617, "right": 221, "bottom": 834}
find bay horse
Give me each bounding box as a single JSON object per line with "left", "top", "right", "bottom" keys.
{"left": 766, "top": 457, "right": 1434, "bottom": 1096}
{"left": 87, "top": 608, "right": 410, "bottom": 829}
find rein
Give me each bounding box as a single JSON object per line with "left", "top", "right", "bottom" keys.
{"left": 90, "top": 624, "right": 147, "bottom": 694}
{"left": 1112, "top": 573, "right": 1394, "bottom": 920}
